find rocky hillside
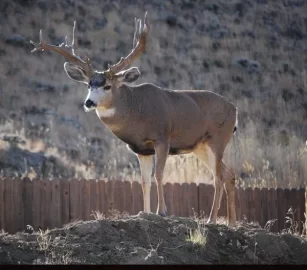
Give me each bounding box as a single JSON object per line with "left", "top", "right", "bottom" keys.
{"left": 0, "top": 0, "right": 307, "bottom": 187}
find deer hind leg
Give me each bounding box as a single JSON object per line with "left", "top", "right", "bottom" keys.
{"left": 137, "top": 154, "right": 153, "bottom": 213}
{"left": 222, "top": 161, "right": 237, "bottom": 226}
{"left": 194, "top": 144, "right": 224, "bottom": 224}
{"left": 154, "top": 142, "right": 168, "bottom": 216}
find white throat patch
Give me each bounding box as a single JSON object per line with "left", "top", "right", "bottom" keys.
{"left": 96, "top": 108, "right": 116, "bottom": 118}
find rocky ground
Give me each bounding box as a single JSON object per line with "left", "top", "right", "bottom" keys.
{"left": 0, "top": 212, "right": 306, "bottom": 265}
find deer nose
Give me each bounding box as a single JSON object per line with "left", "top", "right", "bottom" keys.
{"left": 84, "top": 99, "right": 96, "bottom": 109}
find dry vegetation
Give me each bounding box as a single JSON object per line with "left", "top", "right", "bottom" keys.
{"left": 0, "top": 0, "right": 306, "bottom": 188}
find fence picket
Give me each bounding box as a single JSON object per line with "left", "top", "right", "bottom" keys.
{"left": 13, "top": 178, "right": 24, "bottom": 233}
{"left": 32, "top": 178, "right": 42, "bottom": 231}
{"left": 290, "top": 188, "right": 302, "bottom": 233}
{"left": 235, "top": 187, "right": 241, "bottom": 221}
{"left": 271, "top": 189, "right": 278, "bottom": 232}
{"left": 0, "top": 178, "right": 305, "bottom": 234}
{"left": 123, "top": 181, "right": 132, "bottom": 214}
{"left": 198, "top": 184, "right": 209, "bottom": 218}
{"left": 0, "top": 178, "right": 4, "bottom": 231}
{"left": 131, "top": 181, "right": 142, "bottom": 214}
{"left": 277, "top": 188, "right": 285, "bottom": 232}
{"left": 114, "top": 180, "right": 124, "bottom": 213}
{"left": 238, "top": 188, "right": 246, "bottom": 221}
{"left": 79, "top": 179, "right": 89, "bottom": 221}
{"left": 60, "top": 179, "right": 70, "bottom": 226}
{"left": 89, "top": 179, "right": 97, "bottom": 219}
{"left": 245, "top": 188, "right": 252, "bottom": 222}
{"left": 284, "top": 188, "right": 292, "bottom": 231}
{"left": 261, "top": 188, "right": 268, "bottom": 228}
{"left": 106, "top": 180, "right": 115, "bottom": 215}
{"left": 23, "top": 177, "right": 33, "bottom": 232}
{"left": 41, "top": 179, "right": 51, "bottom": 229}
{"left": 98, "top": 180, "right": 106, "bottom": 214}
{"left": 164, "top": 183, "right": 172, "bottom": 215}
{"left": 179, "top": 183, "right": 184, "bottom": 216}
{"left": 253, "top": 188, "right": 259, "bottom": 223}
{"left": 180, "top": 183, "right": 189, "bottom": 217}
{"left": 51, "top": 179, "right": 61, "bottom": 228}
{"left": 69, "top": 179, "right": 80, "bottom": 222}
{"left": 267, "top": 188, "right": 277, "bottom": 224}
{"left": 189, "top": 183, "right": 198, "bottom": 217}
{"left": 173, "top": 183, "right": 180, "bottom": 216}
{"left": 4, "top": 178, "right": 13, "bottom": 233}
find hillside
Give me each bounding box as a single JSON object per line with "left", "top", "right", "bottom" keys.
{"left": 0, "top": 0, "right": 307, "bottom": 187}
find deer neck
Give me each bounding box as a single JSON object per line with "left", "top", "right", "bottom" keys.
{"left": 95, "top": 86, "right": 131, "bottom": 133}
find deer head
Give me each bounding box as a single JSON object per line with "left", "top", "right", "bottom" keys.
{"left": 30, "top": 12, "right": 149, "bottom": 111}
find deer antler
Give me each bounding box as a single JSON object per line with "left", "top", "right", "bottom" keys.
{"left": 105, "top": 12, "right": 149, "bottom": 79}
{"left": 30, "top": 21, "right": 93, "bottom": 78}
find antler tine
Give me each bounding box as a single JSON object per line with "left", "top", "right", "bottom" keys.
{"left": 133, "top": 18, "right": 141, "bottom": 49}
{"left": 65, "top": 21, "right": 78, "bottom": 55}
{"left": 30, "top": 22, "right": 93, "bottom": 78}
{"left": 142, "top": 12, "right": 149, "bottom": 37}
{"left": 30, "top": 29, "right": 44, "bottom": 53}
{"left": 107, "top": 12, "right": 150, "bottom": 77}
{"left": 133, "top": 18, "right": 138, "bottom": 49}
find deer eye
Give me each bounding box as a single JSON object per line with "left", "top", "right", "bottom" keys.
{"left": 104, "top": 85, "right": 111, "bottom": 90}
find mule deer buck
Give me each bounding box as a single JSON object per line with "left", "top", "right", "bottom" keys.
{"left": 30, "top": 13, "right": 238, "bottom": 226}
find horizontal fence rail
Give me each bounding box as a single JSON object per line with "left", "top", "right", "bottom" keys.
{"left": 0, "top": 178, "right": 306, "bottom": 234}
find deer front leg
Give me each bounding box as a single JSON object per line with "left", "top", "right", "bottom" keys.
{"left": 154, "top": 142, "right": 168, "bottom": 216}
{"left": 137, "top": 154, "right": 153, "bottom": 213}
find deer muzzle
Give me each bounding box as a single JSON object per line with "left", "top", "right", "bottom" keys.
{"left": 84, "top": 99, "right": 97, "bottom": 111}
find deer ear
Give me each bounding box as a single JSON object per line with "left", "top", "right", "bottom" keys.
{"left": 116, "top": 67, "right": 140, "bottom": 83}
{"left": 64, "top": 62, "right": 89, "bottom": 83}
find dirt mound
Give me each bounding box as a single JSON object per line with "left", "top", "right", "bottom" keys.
{"left": 0, "top": 212, "right": 306, "bottom": 265}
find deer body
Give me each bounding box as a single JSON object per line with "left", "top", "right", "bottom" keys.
{"left": 96, "top": 83, "right": 237, "bottom": 157}
{"left": 30, "top": 13, "right": 238, "bottom": 226}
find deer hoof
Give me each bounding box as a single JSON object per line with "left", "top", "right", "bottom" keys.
{"left": 206, "top": 218, "right": 216, "bottom": 224}
{"left": 156, "top": 209, "right": 167, "bottom": 217}
{"left": 227, "top": 220, "right": 236, "bottom": 227}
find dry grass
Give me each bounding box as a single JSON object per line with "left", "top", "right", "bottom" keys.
{"left": 91, "top": 209, "right": 130, "bottom": 220}
{"left": 186, "top": 227, "right": 207, "bottom": 248}
{"left": 34, "top": 227, "right": 82, "bottom": 264}
{"left": 37, "top": 229, "right": 52, "bottom": 254}
{"left": 282, "top": 207, "right": 304, "bottom": 236}
{"left": 261, "top": 207, "right": 306, "bottom": 236}
{"left": 264, "top": 219, "right": 278, "bottom": 233}
{"left": 186, "top": 210, "right": 208, "bottom": 250}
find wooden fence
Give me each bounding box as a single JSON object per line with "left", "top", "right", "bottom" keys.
{"left": 0, "top": 178, "right": 306, "bottom": 234}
